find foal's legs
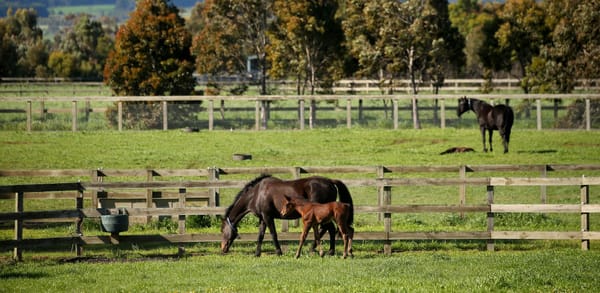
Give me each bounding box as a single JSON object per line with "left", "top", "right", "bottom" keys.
{"left": 296, "top": 222, "right": 312, "bottom": 258}
{"left": 323, "top": 222, "right": 336, "bottom": 256}
{"left": 314, "top": 225, "right": 325, "bottom": 257}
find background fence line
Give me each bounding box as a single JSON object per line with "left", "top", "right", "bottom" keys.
{"left": 1, "top": 164, "right": 599, "bottom": 260}
{"left": 2, "top": 93, "right": 600, "bottom": 131}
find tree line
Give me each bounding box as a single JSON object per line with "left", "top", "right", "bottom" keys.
{"left": 1, "top": 0, "right": 599, "bottom": 128}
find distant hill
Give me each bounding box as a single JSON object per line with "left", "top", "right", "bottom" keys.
{"left": 0, "top": 0, "right": 199, "bottom": 18}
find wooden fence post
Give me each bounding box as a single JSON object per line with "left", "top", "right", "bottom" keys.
{"left": 117, "top": 101, "right": 123, "bottom": 131}
{"left": 178, "top": 188, "right": 186, "bottom": 235}
{"left": 146, "top": 170, "right": 154, "bottom": 223}
{"left": 585, "top": 98, "right": 591, "bottom": 131}
{"left": 383, "top": 186, "right": 392, "bottom": 255}
{"left": 208, "top": 167, "right": 220, "bottom": 208}
{"left": 581, "top": 181, "right": 590, "bottom": 250}
{"left": 208, "top": 100, "right": 214, "bottom": 131}
{"left": 75, "top": 186, "right": 84, "bottom": 256}
{"left": 255, "top": 100, "right": 260, "bottom": 130}
{"left": 309, "top": 100, "right": 316, "bottom": 129}
{"left": 540, "top": 165, "right": 548, "bottom": 204}
{"left": 26, "top": 101, "right": 32, "bottom": 132}
{"left": 393, "top": 99, "right": 399, "bottom": 130}
{"left": 487, "top": 185, "right": 495, "bottom": 251}
{"left": 536, "top": 98, "right": 542, "bottom": 131}
{"left": 14, "top": 191, "right": 23, "bottom": 261}
{"left": 346, "top": 98, "right": 352, "bottom": 129}
{"left": 459, "top": 165, "right": 467, "bottom": 218}
{"left": 162, "top": 101, "right": 168, "bottom": 131}
{"left": 299, "top": 100, "right": 305, "bottom": 130}
{"left": 72, "top": 101, "right": 77, "bottom": 132}
{"left": 440, "top": 98, "right": 446, "bottom": 129}
{"left": 358, "top": 99, "right": 363, "bottom": 122}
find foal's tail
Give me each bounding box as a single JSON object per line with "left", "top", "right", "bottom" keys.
{"left": 333, "top": 180, "right": 354, "bottom": 227}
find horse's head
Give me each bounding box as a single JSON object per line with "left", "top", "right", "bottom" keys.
{"left": 220, "top": 217, "right": 239, "bottom": 254}
{"left": 457, "top": 96, "right": 470, "bottom": 117}
{"left": 280, "top": 195, "right": 295, "bottom": 217}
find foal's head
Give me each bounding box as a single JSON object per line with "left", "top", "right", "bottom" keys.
{"left": 457, "top": 96, "right": 471, "bottom": 117}
{"left": 280, "top": 195, "right": 303, "bottom": 217}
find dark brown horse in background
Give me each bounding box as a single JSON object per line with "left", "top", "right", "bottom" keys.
{"left": 221, "top": 174, "right": 354, "bottom": 257}
{"left": 280, "top": 195, "right": 354, "bottom": 259}
{"left": 457, "top": 96, "right": 514, "bottom": 153}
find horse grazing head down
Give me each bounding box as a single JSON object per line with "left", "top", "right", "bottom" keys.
{"left": 220, "top": 174, "right": 272, "bottom": 254}
{"left": 220, "top": 217, "right": 239, "bottom": 254}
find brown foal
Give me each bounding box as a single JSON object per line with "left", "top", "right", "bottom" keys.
{"left": 281, "top": 195, "right": 354, "bottom": 258}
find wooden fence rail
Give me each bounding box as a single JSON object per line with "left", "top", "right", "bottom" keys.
{"left": 1, "top": 168, "right": 599, "bottom": 260}
{"left": 1, "top": 93, "right": 599, "bottom": 131}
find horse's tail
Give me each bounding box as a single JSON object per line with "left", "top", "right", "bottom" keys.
{"left": 333, "top": 180, "right": 354, "bottom": 227}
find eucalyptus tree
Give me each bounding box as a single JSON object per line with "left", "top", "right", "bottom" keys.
{"left": 191, "top": 0, "right": 272, "bottom": 95}
{"left": 344, "top": 0, "right": 464, "bottom": 129}
{"left": 495, "top": 0, "right": 548, "bottom": 94}
{"left": 268, "top": 0, "right": 346, "bottom": 95}
{"left": 0, "top": 8, "right": 48, "bottom": 77}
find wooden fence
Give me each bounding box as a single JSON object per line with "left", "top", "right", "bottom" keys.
{"left": 1, "top": 93, "right": 600, "bottom": 131}
{"left": 1, "top": 164, "right": 599, "bottom": 260}
{"left": 2, "top": 78, "right": 600, "bottom": 95}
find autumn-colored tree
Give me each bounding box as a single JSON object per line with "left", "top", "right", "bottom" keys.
{"left": 104, "top": 0, "right": 195, "bottom": 96}
{"left": 103, "top": 0, "right": 197, "bottom": 129}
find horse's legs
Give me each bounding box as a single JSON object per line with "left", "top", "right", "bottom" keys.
{"left": 488, "top": 129, "right": 494, "bottom": 152}
{"left": 265, "top": 217, "right": 283, "bottom": 256}
{"left": 337, "top": 220, "right": 353, "bottom": 259}
{"left": 480, "top": 127, "right": 487, "bottom": 152}
{"left": 499, "top": 129, "right": 509, "bottom": 153}
{"left": 314, "top": 225, "right": 325, "bottom": 257}
{"left": 323, "top": 222, "right": 336, "bottom": 256}
{"left": 296, "top": 223, "right": 311, "bottom": 258}
{"left": 255, "top": 219, "right": 267, "bottom": 257}
{"left": 348, "top": 226, "right": 354, "bottom": 258}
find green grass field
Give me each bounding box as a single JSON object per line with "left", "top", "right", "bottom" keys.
{"left": 1, "top": 127, "right": 600, "bottom": 291}
{"left": 2, "top": 250, "right": 599, "bottom": 292}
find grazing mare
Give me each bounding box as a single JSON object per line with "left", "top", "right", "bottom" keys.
{"left": 221, "top": 174, "right": 354, "bottom": 257}
{"left": 457, "top": 96, "right": 514, "bottom": 153}
{"left": 280, "top": 195, "right": 354, "bottom": 259}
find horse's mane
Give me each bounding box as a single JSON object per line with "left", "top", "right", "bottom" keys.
{"left": 224, "top": 174, "right": 272, "bottom": 218}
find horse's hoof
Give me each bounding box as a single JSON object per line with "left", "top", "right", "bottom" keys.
{"left": 328, "top": 249, "right": 335, "bottom": 256}
{"left": 275, "top": 249, "right": 283, "bottom": 256}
